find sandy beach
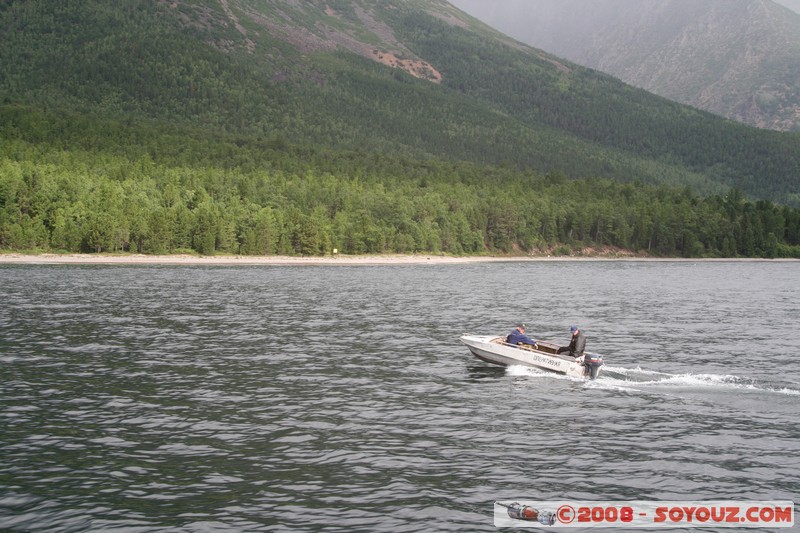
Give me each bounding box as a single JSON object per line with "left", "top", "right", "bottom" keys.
{"left": 0, "top": 253, "right": 796, "bottom": 265}
{"left": 0, "top": 253, "right": 555, "bottom": 265}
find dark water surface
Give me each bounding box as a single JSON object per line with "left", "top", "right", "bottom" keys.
{"left": 1, "top": 261, "right": 798, "bottom": 531}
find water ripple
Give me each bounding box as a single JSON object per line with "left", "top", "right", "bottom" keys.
{"left": 1, "top": 263, "right": 799, "bottom": 531}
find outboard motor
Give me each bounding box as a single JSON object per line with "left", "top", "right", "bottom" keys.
{"left": 502, "top": 502, "right": 556, "bottom": 525}
{"left": 583, "top": 353, "right": 604, "bottom": 380}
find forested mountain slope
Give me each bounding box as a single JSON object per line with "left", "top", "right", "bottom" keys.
{"left": 2, "top": 0, "right": 799, "bottom": 201}
{"left": 451, "top": 0, "right": 800, "bottom": 133}
{"left": 1, "top": 0, "right": 800, "bottom": 258}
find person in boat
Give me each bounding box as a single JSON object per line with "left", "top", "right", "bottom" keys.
{"left": 557, "top": 325, "right": 586, "bottom": 358}
{"left": 506, "top": 323, "right": 538, "bottom": 348}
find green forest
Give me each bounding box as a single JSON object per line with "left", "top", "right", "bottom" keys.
{"left": 2, "top": 105, "right": 799, "bottom": 258}
{"left": 1, "top": 1, "right": 800, "bottom": 259}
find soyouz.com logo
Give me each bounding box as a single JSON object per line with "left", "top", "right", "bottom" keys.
{"left": 494, "top": 500, "right": 795, "bottom": 528}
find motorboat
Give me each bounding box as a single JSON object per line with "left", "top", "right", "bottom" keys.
{"left": 459, "top": 334, "right": 604, "bottom": 379}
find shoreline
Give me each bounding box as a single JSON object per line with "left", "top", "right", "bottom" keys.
{"left": 0, "top": 253, "right": 797, "bottom": 266}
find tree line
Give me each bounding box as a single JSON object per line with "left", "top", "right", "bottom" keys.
{"left": 2, "top": 134, "right": 799, "bottom": 258}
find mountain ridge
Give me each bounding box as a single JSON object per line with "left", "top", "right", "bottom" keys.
{"left": 451, "top": 0, "right": 800, "bottom": 132}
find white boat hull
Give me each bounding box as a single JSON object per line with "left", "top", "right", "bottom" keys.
{"left": 460, "top": 334, "right": 603, "bottom": 379}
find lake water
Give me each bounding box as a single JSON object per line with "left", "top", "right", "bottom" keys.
{"left": 1, "top": 261, "right": 798, "bottom": 531}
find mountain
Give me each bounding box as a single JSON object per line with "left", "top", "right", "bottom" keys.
{"left": 2, "top": 0, "right": 798, "bottom": 198}
{"left": 450, "top": 0, "right": 800, "bottom": 133}
{"left": 1, "top": 0, "right": 800, "bottom": 258}
{"left": 776, "top": 0, "right": 800, "bottom": 13}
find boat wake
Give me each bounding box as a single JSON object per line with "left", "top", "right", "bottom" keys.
{"left": 507, "top": 364, "right": 800, "bottom": 396}
{"left": 506, "top": 365, "right": 583, "bottom": 382}
{"left": 593, "top": 365, "right": 800, "bottom": 396}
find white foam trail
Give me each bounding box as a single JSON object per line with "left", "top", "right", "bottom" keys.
{"left": 506, "top": 365, "right": 549, "bottom": 377}
{"left": 583, "top": 380, "right": 641, "bottom": 392}
{"left": 506, "top": 365, "right": 575, "bottom": 381}
{"left": 600, "top": 366, "right": 800, "bottom": 396}
{"left": 508, "top": 364, "right": 800, "bottom": 396}
{"left": 603, "top": 365, "right": 670, "bottom": 377}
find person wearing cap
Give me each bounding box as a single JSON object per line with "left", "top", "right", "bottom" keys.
{"left": 506, "top": 323, "right": 538, "bottom": 348}
{"left": 557, "top": 326, "right": 586, "bottom": 358}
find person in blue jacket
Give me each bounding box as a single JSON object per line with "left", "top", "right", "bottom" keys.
{"left": 506, "top": 323, "right": 538, "bottom": 347}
